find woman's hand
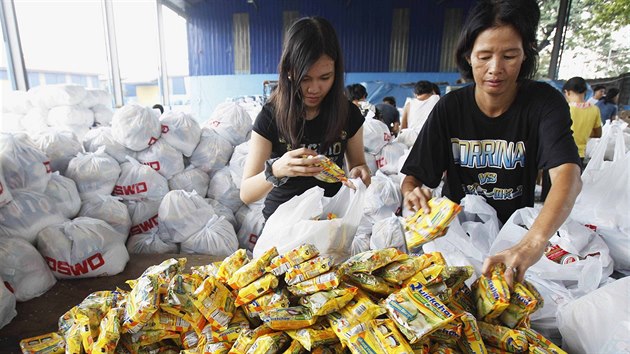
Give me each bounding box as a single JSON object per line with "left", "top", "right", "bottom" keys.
{"left": 403, "top": 186, "right": 433, "bottom": 214}
{"left": 347, "top": 164, "right": 371, "bottom": 189}
{"left": 272, "top": 147, "right": 323, "bottom": 178}
{"left": 481, "top": 231, "right": 548, "bottom": 288}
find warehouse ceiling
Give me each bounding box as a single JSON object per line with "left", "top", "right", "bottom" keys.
{"left": 161, "top": 0, "right": 203, "bottom": 17}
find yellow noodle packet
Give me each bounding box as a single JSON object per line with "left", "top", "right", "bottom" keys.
{"left": 299, "top": 286, "right": 357, "bottom": 316}
{"left": 450, "top": 284, "right": 476, "bottom": 315}
{"left": 164, "top": 273, "right": 207, "bottom": 334}
{"left": 457, "top": 311, "right": 488, "bottom": 354}
{"left": 131, "top": 257, "right": 187, "bottom": 294}
{"left": 63, "top": 323, "right": 83, "bottom": 354}
{"left": 404, "top": 197, "right": 462, "bottom": 252}
{"left": 122, "top": 273, "right": 160, "bottom": 333}
{"left": 311, "top": 342, "right": 346, "bottom": 353}
{"left": 159, "top": 300, "right": 207, "bottom": 337}
{"left": 444, "top": 266, "right": 475, "bottom": 291}
{"left": 499, "top": 282, "right": 539, "bottom": 329}
{"left": 428, "top": 320, "right": 462, "bottom": 346}
{"left": 383, "top": 281, "right": 457, "bottom": 344}
{"left": 310, "top": 155, "right": 348, "bottom": 183}
{"left": 478, "top": 321, "right": 529, "bottom": 353}
{"left": 143, "top": 311, "right": 192, "bottom": 333}
{"left": 326, "top": 289, "right": 387, "bottom": 344}
{"left": 347, "top": 319, "right": 414, "bottom": 354}
{"left": 216, "top": 249, "right": 250, "bottom": 283}
{"left": 180, "top": 328, "right": 200, "bottom": 349}
{"left": 285, "top": 256, "right": 334, "bottom": 286}
{"left": 235, "top": 273, "right": 279, "bottom": 307}
{"left": 287, "top": 270, "right": 342, "bottom": 296}
{"left": 282, "top": 338, "right": 306, "bottom": 354}
{"left": 246, "top": 287, "right": 291, "bottom": 316}
{"left": 267, "top": 244, "right": 320, "bottom": 276}
{"left": 520, "top": 328, "right": 567, "bottom": 354}
{"left": 91, "top": 307, "right": 123, "bottom": 354}
{"left": 19, "top": 333, "right": 65, "bottom": 354}
{"left": 472, "top": 264, "right": 511, "bottom": 321}
{"left": 129, "top": 328, "right": 180, "bottom": 347}
{"left": 485, "top": 346, "right": 511, "bottom": 354}
{"left": 346, "top": 272, "right": 400, "bottom": 296}
{"left": 402, "top": 252, "right": 448, "bottom": 287}
{"left": 229, "top": 247, "right": 278, "bottom": 290}
{"left": 229, "top": 324, "right": 275, "bottom": 354}
{"left": 286, "top": 320, "right": 339, "bottom": 351}
{"left": 246, "top": 332, "right": 290, "bottom": 354}
{"left": 341, "top": 248, "right": 408, "bottom": 274}
{"left": 411, "top": 340, "right": 431, "bottom": 354}
{"left": 259, "top": 306, "right": 318, "bottom": 331}
{"left": 192, "top": 276, "right": 236, "bottom": 331}
{"left": 209, "top": 308, "right": 250, "bottom": 344}
{"left": 430, "top": 342, "right": 461, "bottom": 354}
{"left": 199, "top": 341, "right": 232, "bottom": 354}
{"left": 191, "top": 261, "right": 222, "bottom": 279}
{"left": 380, "top": 257, "right": 425, "bottom": 285}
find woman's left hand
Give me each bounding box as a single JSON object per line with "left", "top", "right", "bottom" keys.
{"left": 346, "top": 164, "right": 371, "bottom": 189}
{"left": 481, "top": 231, "right": 547, "bottom": 288}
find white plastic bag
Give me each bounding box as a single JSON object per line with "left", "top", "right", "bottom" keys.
{"left": 0, "top": 237, "right": 56, "bottom": 302}
{"left": 79, "top": 195, "right": 131, "bottom": 237}
{"left": 32, "top": 129, "right": 83, "bottom": 175}
{"left": 206, "top": 198, "right": 237, "bottom": 230}
{"left": 234, "top": 202, "right": 265, "bottom": 252}
{"left": 206, "top": 101, "right": 253, "bottom": 146}
{"left": 370, "top": 216, "right": 406, "bottom": 252}
{"left": 21, "top": 107, "right": 49, "bottom": 135}
{"left": 0, "top": 164, "right": 13, "bottom": 208}
{"left": 189, "top": 128, "right": 234, "bottom": 174}
{"left": 111, "top": 104, "right": 162, "bottom": 152}
{"left": 91, "top": 104, "right": 114, "bottom": 126}
{"left": 229, "top": 142, "right": 249, "bottom": 188}
{"left": 206, "top": 166, "right": 243, "bottom": 213}
{"left": 136, "top": 139, "right": 185, "bottom": 180}
{"left": 0, "top": 132, "right": 51, "bottom": 193}
{"left": 114, "top": 157, "right": 169, "bottom": 201}
{"left": 394, "top": 128, "right": 420, "bottom": 149}
{"left": 351, "top": 233, "right": 371, "bottom": 256}
{"left": 28, "top": 84, "right": 87, "bottom": 109}
{"left": 159, "top": 111, "right": 202, "bottom": 157}
{"left": 180, "top": 215, "right": 238, "bottom": 256}
{"left": 158, "top": 190, "right": 215, "bottom": 243}
{"left": 126, "top": 227, "right": 178, "bottom": 254}
{"left": 527, "top": 275, "right": 575, "bottom": 341}
{"left": 47, "top": 105, "right": 94, "bottom": 128}
{"left": 168, "top": 166, "right": 210, "bottom": 197}
{"left": 376, "top": 142, "right": 406, "bottom": 175}
{"left": 559, "top": 277, "right": 630, "bottom": 354}
{"left": 364, "top": 151, "right": 378, "bottom": 177}
{"left": 0, "top": 275, "right": 17, "bottom": 330}
{"left": 254, "top": 178, "right": 366, "bottom": 264}
{"left": 126, "top": 198, "right": 161, "bottom": 237}
{"left": 2, "top": 89, "right": 33, "bottom": 114}
{"left": 82, "top": 126, "right": 136, "bottom": 164}
{"left": 0, "top": 190, "right": 66, "bottom": 244}
{"left": 66, "top": 147, "right": 121, "bottom": 198}
{"left": 36, "top": 217, "right": 129, "bottom": 279}
{"left": 363, "top": 171, "right": 402, "bottom": 222}
{"left": 44, "top": 172, "right": 81, "bottom": 219}
{"left": 79, "top": 89, "right": 112, "bottom": 109}
{"left": 363, "top": 118, "right": 392, "bottom": 154}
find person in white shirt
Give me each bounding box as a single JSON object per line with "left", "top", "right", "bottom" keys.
{"left": 401, "top": 80, "right": 440, "bottom": 130}
{"left": 586, "top": 85, "right": 606, "bottom": 105}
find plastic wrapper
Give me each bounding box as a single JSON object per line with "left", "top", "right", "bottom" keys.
{"left": 142, "top": 311, "right": 192, "bottom": 333}
{"left": 499, "top": 282, "right": 539, "bottom": 329}
{"left": 190, "top": 262, "right": 222, "bottom": 279}
{"left": 282, "top": 338, "right": 306, "bottom": 353}
{"left": 285, "top": 256, "right": 333, "bottom": 286}
{"left": 199, "top": 341, "right": 232, "bottom": 353}
{"left": 311, "top": 342, "right": 345, "bottom": 353}
{"left": 430, "top": 342, "right": 461, "bottom": 353}
{"left": 450, "top": 285, "right": 476, "bottom": 315}
{"left": 246, "top": 288, "right": 291, "bottom": 316}
{"left": 229, "top": 247, "right": 278, "bottom": 289}
{"left": 122, "top": 273, "right": 161, "bottom": 333}
{"left": 341, "top": 248, "right": 407, "bottom": 274}
{"left": 129, "top": 328, "right": 180, "bottom": 347}
{"left": 235, "top": 273, "right": 279, "bottom": 307}
{"left": 192, "top": 276, "right": 236, "bottom": 330}
{"left": 379, "top": 257, "right": 425, "bottom": 285}
{"left": 286, "top": 320, "right": 339, "bottom": 351}
{"left": 326, "top": 289, "right": 386, "bottom": 345}
{"left": 246, "top": 331, "right": 290, "bottom": 354}
{"left": 163, "top": 274, "right": 207, "bottom": 334}
{"left": 478, "top": 321, "right": 528, "bottom": 353}
{"left": 520, "top": 328, "right": 566, "bottom": 354}
{"left": 472, "top": 264, "right": 510, "bottom": 321}
{"left": 383, "top": 281, "right": 456, "bottom": 344}
{"left": 346, "top": 272, "right": 400, "bottom": 296}
{"left": 287, "top": 270, "right": 342, "bottom": 296}
{"left": 228, "top": 324, "right": 275, "bottom": 353}
{"left": 404, "top": 197, "right": 462, "bottom": 251}
{"left": 310, "top": 155, "right": 347, "bottom": 183}
{"left": 19, "top": 332, "right": 65, "bottom": 354}
{"left": 210, "top": 308, "right": 250, "bottom": 344}
{"left": 347, "top": 319, "right": 414, "bottom": 354}
{"left": 267, "top": 244, "right": 319, "bottom": 276}
{"left": 217, "top": 249, "right": 250, "bottom": 283}
{"left": 428, "top": 320, "right": 462, "bottom": 346}
{"left": 443, "top": 266, "right": 475, "bottom": 292}
{"left": 259, "top": 306, "right": 318, "bottom": 331}
{"left": 299, "top": 286, "right": 357, "bottom": 316}
{"left": 457, "top": 311, "right": 488, "bottom": 354}
{"left": 92, "top": 307, "right": 123, "bottom": 354}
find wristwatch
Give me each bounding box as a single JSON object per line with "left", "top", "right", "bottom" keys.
{"left": 264, "top": 158, "right": 289, "bottom": 187}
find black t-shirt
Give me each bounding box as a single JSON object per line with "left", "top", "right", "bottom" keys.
{"left": 401, "top": 80, "right": 580, "bottom": 223}
{"left": 253, "top": 101, "right": 365, "bottom": 219}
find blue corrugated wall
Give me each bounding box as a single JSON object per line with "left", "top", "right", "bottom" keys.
{"left": 187, "top": 0, "right": 475, "bottom": 76}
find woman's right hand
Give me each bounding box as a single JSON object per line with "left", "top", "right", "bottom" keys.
{"left": 403, "top": 186, "right": 433, "bottom": 214}
{"left": 272, "top": 147, "right": 324, "bottom": 178}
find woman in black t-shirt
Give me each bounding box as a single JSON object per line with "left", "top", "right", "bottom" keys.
{"left": 401, "top": 0, "right": 582, "bottom": 287}
{"left": 240, "top": 17, "right": 371, "bottom": 220}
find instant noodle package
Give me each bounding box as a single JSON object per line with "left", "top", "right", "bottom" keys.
{"left": 20, "top": 243, "right": 567, "bottom": 354}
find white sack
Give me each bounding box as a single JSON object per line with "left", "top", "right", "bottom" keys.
{"left": 114, "top": 157, "right": 169, "bottom": 201}
{"left": 235, "top": 203, "right": 265, "bottom": 253}
{"left": 37, "top": 217, "right": 129, "bottom": 279}
{"left": 0, "top": 132, "right": 51, "bottom": 193}
{"left": 44, "top": 172, "right": 81, "bottom": 219}
{"left": 32, "top": 129, "right": 83, "bottom": 174}
{"left": 126, "top": 199, "right": 161, "bottom": 237}
{"left": 158, "top": 190, "right": 215, "bottom": 243}
{"left": 66, "top": 147, "right": 121, "bottom": 198}
{"left": 47, "top": 105, "right": 94, "bottom": 128}
{"left": 206, "top": 198, "right": 237, "bottom": 230}
{"left": 394, "top": 128, "right": 420, "bottom": 149}
{"left": 206, "top": 101, "right": 253, "bottom": 146}
{"left": 159, "top": 111, "right": 202, "bottom": 157}
{"left": 0, "top": 237, "right": 56, "bottom": 302}
{"left": 206, "top": 166, "right": 243, "bottom": 213}
{"left": 1, "top": 113, "right": 24, "bottom": 133}
{"left": 363, "top": 171, "right": 402, "bottom": 221}
{"left": 82, "top": 126, "right": 135, "bottom": 164}
{"left": 558, "top": 277, "right": 630, "bottom": 354}
{"left": 168, "top": 166, "right": 210, "bottom": 197}
{"left": 376, "top": 142, "right": 406, "bottom": 175}
{"left": 21, "top": 107, "right": 49, "bottom": 135}
{"left": 370, "top": 216, "right": 406, "bottom": 252}
{"left": 351, "top": 233, "right": 371, "bottom": 256}
{"left": 111, "top": 104, "right": 162, "bottom": 152}
{"left": 0, "top": 164, "right": 13, "bottom": 208}
{"left": 91, "top": 104, "right": 114, "bottom": 126}
{"left": 28, "top": 84, "right": 87, "bottom": 109}
{"left": 363, "top": 118, "right": 392, "bottom": 154}
{"left": 2, "top": 90, "right": 33, "bottom": 114}
{"left": 0, "top": 275, "right": 17, "bottom": 330}
{"left": 364, "top": 152, "right": 378, "bottom": 177}
{"left": 527, "top": 276, "right": 575, "bottom": 341}
{"left": 79, "top": 89, "right": 112, "bottom": 109}
{"left": 136, "top": 139, "right": 184, "bottom": 180}
{"left": 126, "top": 227, "right": 178, "bottom": 254}
{"left": 189, "top": 128, "right": 234, "bottom": 174}
{"left": 229, "top": 142, "right": 249, "bottom": 188}
{"left": 79, "top": 195, "right": 131, "bottom": 237}
{"left": 0, "top": 190, "right": 66, "bottom": 244}
{"left": 180, "top": 215, "right": 238, "bottom": 256}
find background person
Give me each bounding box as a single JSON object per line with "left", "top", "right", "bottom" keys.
{"left": 240, "top": 17, "right": 371, "bottom": 221}
{"left": 400, "top": 0, "right": 582, "bottom": 287}
{"left": 587, "top": 84, "right": 606, "bottom": 105}
{"left": 401, "top": 80, "right": 440, "bottom": 130}
{"left": 562, "top": 76, "right": 602, "bottom": 163}
{"left": 596, "top": 87, "right": 620, "bottom": 123}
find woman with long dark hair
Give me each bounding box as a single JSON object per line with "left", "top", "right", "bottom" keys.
{"left": 596, "top": 87, "right": 620, "bottom": 123}
{"left": 241, "top": 17, "right": 371, "bottom": 220}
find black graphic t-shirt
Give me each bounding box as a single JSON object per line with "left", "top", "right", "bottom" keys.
{"left": 401, "top": 80, "right": 580, "bottom": 223}
{"left": 253, "top": 100, "right": 365, "bottom": 219}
